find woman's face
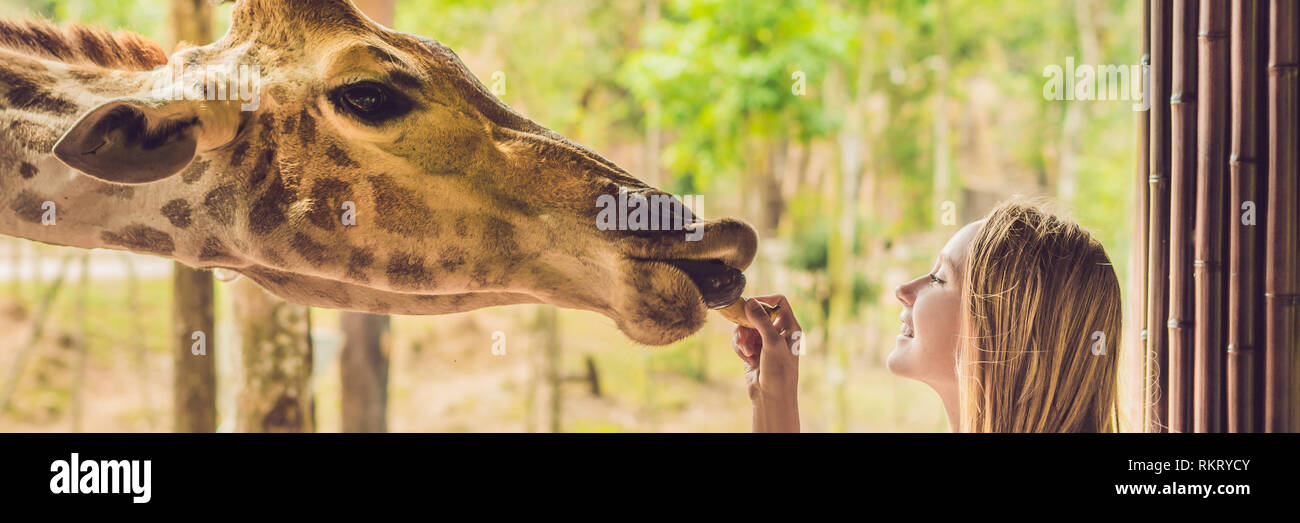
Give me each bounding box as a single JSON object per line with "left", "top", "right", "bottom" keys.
{"left": 887, "top": 219, "right": 984, "bottom": 389}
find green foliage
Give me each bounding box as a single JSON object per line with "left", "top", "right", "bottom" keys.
{"left": 619, "top": 0, "right": 853, "bottom": 187}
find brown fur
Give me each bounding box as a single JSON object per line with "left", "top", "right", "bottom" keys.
{"left": 0, "top": 19, "right": 166, "bottom": 71}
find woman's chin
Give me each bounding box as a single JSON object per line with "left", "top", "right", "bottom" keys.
{"left": 885, "top": 336, "right": 915, "bottom": 376}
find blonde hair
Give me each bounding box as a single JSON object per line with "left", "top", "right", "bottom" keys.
{"left": 957, "top": 201, "right": 1122, "bottom": 432}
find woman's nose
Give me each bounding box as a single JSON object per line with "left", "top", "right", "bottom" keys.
{"left": 895, "top": 280, "right": 915, "bottom": 306}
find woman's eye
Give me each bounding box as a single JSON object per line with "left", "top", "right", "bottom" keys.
{"left": 332, "top": 82, "right": 413, "bottom": 123}
{"left": 928, "top": 273, "right": 944, "bottom": 286}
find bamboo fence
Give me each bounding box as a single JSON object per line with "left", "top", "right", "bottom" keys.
{"left": 1138, "top": 0, "right": 1299, "bottom": 432}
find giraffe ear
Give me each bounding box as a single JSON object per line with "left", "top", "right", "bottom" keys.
{"left": 53, "top": 100, "right": 200, "bottom": 184}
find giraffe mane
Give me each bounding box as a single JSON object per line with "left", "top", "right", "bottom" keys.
{"left": 0, "top": 18, "right": 167, "bottom": 72}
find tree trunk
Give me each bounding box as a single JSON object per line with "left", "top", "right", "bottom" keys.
{"left": 340, "top": 313, "right": 389, "bottom": 432}
{"left": 172, "top": 266, "right": 216, "bottom": 432}
{"left": 539, "top": 306, "right": 562, "bottom": 433}
{"left": 233, "top": 279, "right": 314, "bottom": 433}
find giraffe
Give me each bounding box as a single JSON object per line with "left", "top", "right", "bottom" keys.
{"left": 0, "top": 0, "right": 757, "bottom": 346}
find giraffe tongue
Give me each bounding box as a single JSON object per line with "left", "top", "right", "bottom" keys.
{"left": 664, "top": 259, "right": 746, "bottom": 309}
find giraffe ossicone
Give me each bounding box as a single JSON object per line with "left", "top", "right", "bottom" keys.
{"left": 0, "top": 0, "right": 758, "bottom": 345}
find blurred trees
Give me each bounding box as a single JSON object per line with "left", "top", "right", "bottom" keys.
{"left": 397, "top": 0, "right": 1140, "bottom": 431}
{"left": 0, "top": 0, "right": 1143, "bottom": 432}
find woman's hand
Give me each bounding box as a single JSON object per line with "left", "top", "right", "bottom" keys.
{"left": 731, "top": 295, "right": 801, "bottom": 433}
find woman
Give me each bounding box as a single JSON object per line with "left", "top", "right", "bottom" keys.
{"left": 733, "top": 201, "right": 1122, "bottom": 433}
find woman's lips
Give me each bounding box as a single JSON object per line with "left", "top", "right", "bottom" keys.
{"left": 898, "top": 320, "right": 914, "bottom": 338}
{"left": 898, "top": 311, "right": 915, "bottom": 338}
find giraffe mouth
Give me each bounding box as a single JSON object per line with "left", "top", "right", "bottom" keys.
{"left": 660, "top": 259, "right": 746, "bottom": 309}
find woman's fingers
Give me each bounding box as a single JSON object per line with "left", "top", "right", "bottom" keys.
{"left": 734, "top": 326, "right": 761, "bottom": 357}
{"left": 754, "top": 294, "right": 802, "bottom": 335}
{"left": 744, "top": 299, "right": 783, "bottom": 348}
{"left": 749, "top": 295, "right": 799, "bottom": 381}
{"left": 732, "top": 328, "right": 759, "bottom": 367}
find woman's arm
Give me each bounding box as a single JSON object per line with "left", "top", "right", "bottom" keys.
{"left": 732, "top": 296, "right": 801, "bottom": 433}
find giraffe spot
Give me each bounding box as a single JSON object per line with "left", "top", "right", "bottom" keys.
{"left": 438, "top": 246, "right": 467, "bottom": 272}
{"left": 258, "top": 112, "right": 275, "bottom": 133}
{"left": 481, "top": 216, "right": 522, "bottom": 260}
{"left": 298, "top": 108, "right": 316, "bottom": 143}
{"left": 469, "top": 263, "right": 491, "bottom": 288}
{"left": 346, "top": 249, "right": 374, "bottom": 283}
{"left": 306, "top": 177, "right": 352, "bottom": 231}
{"left": 386, "top": 252, "right": 431, "bottom": 289}
{"left": 94, "top": 184, "right": 134, "bottom": 199}
{"left": 453, "top": 216, "right": 470, "bottom": 238}
{"left": 266, "top": 85, "right": 288, "bottom": 105}
{"left": 9, "top": 120, "right": 60, "bottom": 152}
{"left": 311, "top": 287, "right": 349, "bottom": 307}
{"left": 250, "top": 266, "right": 293, "bottom": 287}
{"left": 160, "top": 199, "right": 192, "bottom": 228}
{"left": 67, "top": 69, "right": 101, "bottom": 83}
{"left": 482, "top": 216, "right": 515, "bottom": 244}
{"left": 101, "top": 224, "right": 174, "bottom": 256}
{"left": 203, "top": 184, "right": 238, "bottom": 225}
{"left": 491, "top": 191, "right": 534, "bottom": 216}
{"left": 18, "top": 162, "right": 37, "bottom": 179}
{"left": 247, "top": 149, "right": 275, "bottom": 189}
{"left": 290, "top": 233, "right": 329, "bottom": 265}
{"left": 248, "top": 160, "right": 295, "bottom": 236}
{"left": 10, "top": 190, "right": 47, "bottom": 223}
{"left": 181, "top": 158, "right": 209, "bottom": 184}
{"left": 0, "top": 68, "right": 76, "bottom": 114}
{"left": 324, "top": 144, "right": 359, "bottom": 168}
{"left": 262, "top": 249, "right": 287, "bottom": 268}
{"left": 369, "top": 174, "right": 436, "bottom": 238}
{"left": 282, "top": 112, "right": 297, "bottom": 134}
{"left": 228, "top": 141, "right": 251, "bottom": 167}
{"left": 198, "top": 236, "right": 240, "bottom": 263}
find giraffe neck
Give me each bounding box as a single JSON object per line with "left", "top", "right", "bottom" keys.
{"left": 0, "top": 52, "right": 218, "bottom": 266}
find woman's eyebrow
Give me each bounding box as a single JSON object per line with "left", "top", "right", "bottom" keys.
{"left": 938, "top": 252, "right": 959, "bottom": 279}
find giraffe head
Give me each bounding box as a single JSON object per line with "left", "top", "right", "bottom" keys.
{"left": 48, "top": 0, "right": 758, "bottom": 345}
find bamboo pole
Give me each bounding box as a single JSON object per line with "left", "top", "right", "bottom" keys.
{"left": 1147, "top": 0, "right": 1175, "bottom": 432}
{"left": 1127, "top": 0, "right": 1152, "bottom": 433}
{"left": 1228, "top": 0, "right": 1263, "bottom": 433}
{"left": 1251, "top": 0, "right": 1272, "bottom": 435}
{"left": 1167, "top": 0, "right": 1200, "bottom": 433}
{"left": 1264, "top": 0, "right": 1298, "bottom": 433}
{"left": 1193, "top": 0, "right": 1229, "bottom": 433}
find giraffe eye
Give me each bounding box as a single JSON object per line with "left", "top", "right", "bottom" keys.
{"left": 331, "top": 81, "right": 413, "bottom": 124}
{"left": 344, "top": 85, "right": 384, "bottom": 112}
